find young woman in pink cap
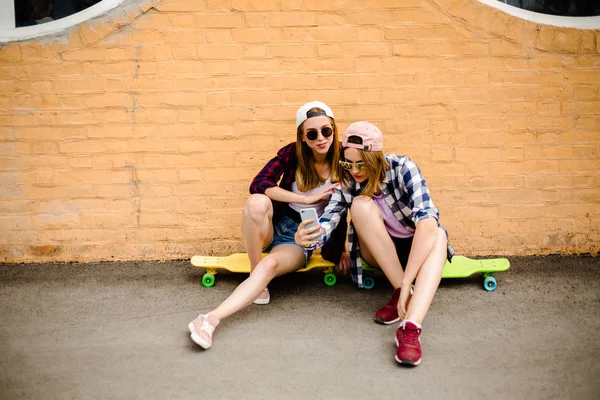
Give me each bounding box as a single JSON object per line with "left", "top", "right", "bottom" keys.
{"left": 188, "top": 102, "right": 349, "bottom": 349}
{"left": 295, "top": 121, "right": 453, "bottom": 366}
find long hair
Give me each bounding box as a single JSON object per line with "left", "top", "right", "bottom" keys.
{"left": 295, "top": 108, "right": 341, "bottom": 191}
{"left": 341, "top": 149, "right": 387, "bottom": 197}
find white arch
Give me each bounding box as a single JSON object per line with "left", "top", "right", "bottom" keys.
{"left": 478, "top": 0, "right": 600, "bottom": 29}
{"left": 0, "top": 0, "right": 128, "bottom": 43}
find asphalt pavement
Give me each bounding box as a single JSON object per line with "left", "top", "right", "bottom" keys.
{"left": 0, "top": 255, "right": 598, "bottom": 400}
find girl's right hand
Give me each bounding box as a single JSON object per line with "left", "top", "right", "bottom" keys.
{"left": 303, "top": 183, "right": 339, "bottom": 205}
{"left": 294, "top": 219, "right": 323, "bottom": 248}
{"left": 337, "top": 251, "right": 350, "bottom": 276}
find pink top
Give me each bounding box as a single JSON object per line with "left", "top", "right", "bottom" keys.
{"left": 373, "top": 193, "right": 414, "bottom": 238}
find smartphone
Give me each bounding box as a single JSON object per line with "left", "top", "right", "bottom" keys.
{"left": 300, "top": 207, "right": 323, "bottom": 242}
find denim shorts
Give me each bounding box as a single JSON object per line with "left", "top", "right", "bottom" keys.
{"left": 263, "top": 212, "right": 313, "bottom": 263}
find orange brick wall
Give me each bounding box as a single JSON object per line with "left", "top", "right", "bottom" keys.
{"left": 0, "top": 0, "right": 598, "bottom": 262}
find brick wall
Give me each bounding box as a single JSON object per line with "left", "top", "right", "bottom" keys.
{"left": 0, "top": 0, "right": 599, "bottom": 262}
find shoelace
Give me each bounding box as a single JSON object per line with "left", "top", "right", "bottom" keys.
{"left": 200, "top": 318, "right": 215, "bottom": 338}
{"left": 402, "top": 327, "right": 421, "bottom": 346}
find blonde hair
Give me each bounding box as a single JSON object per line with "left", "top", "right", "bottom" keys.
{"left": 295, "top": 108, "right": 341, "bottom": 191}
{"left": 341, "top": 149, "right": 387, "bottom": 197}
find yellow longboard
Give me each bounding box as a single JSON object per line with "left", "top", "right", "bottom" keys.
{"left": 362, "top": 255, "right": 510, "bottom": 291}
{"left": 191, "top": 253, "right": 336, "bottom": 287}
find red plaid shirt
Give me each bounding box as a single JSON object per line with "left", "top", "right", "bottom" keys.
{"left": 250, "top": 142, "right": 298, "bottom": 199}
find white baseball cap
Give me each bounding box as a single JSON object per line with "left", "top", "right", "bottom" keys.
{"left": 295, "top": 101, "right": 335, "bottom": 129}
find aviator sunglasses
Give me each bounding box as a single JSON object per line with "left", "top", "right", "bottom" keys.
{"left": 305, "top": 127, "right": 333, "bottom": 141}
{"left": 339, "top": 160, "right": 366, "bottom": 170}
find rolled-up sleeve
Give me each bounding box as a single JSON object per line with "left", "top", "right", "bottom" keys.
{"left": 317, "top": 187, "right": 349, "bottom": 248}
{"left": 401, "top": 160, "right": 440, "bottom": 225}
{"left": 249, "top": 144, "right": 293, "bottom": 194}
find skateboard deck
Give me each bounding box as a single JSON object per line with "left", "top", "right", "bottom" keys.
{"left": 362, "top": 255, "right": 510, "bottom": 291}
{"left": 191, "top": 253, "right": 336, "bottom": 287}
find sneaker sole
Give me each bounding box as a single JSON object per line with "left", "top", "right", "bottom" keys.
{"left": 188, "top": 322, "right": 211, "bottom": 349}
{"left": 253, "top": 297, "right": 270, "bottom": 305}
{"left": 394, "top": 337, "right": 421, "bottom": 366}
{"left": 374, "top": 316, "right": 400, "bottom": 325}
{"left": 394, "top": 355, "right": 421, "bottom": 366}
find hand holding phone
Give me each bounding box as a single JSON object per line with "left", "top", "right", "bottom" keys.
{"left": 299, "top": 207, "right": 323, "bottom": 245}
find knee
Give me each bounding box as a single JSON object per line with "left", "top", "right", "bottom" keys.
{"left": 350, "top": 195, "right": 377, "bottom": 219}
{"left": 244, "top": 194, "right": 272, "bottom": 222}
{"left": 351, "top": 196, "right": 380, "bottom": 227}
{"left": 252, "top": 256, "right": 278, "bottom": 279}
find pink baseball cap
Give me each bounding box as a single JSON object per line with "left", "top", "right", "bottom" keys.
{"left": 342, "top": 121, "right": 383, "bottom": 151}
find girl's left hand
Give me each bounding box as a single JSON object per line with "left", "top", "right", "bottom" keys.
{"left": 303, "top": 182, "right": 339, "bottom": 205}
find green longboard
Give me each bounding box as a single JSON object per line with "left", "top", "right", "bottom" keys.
{"left": 362, "top": 255, "right": 510, "bottom": 291}
{"left": 441, "top": 255, "right": 510, "bottom": 291}
{"left": 190, "top": 253, "right": 336, "bottom": 288}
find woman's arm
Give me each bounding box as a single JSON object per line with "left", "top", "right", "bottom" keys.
{"left": 265, "top": 183, "right": 339, "bottom": 205}
{"left": 249, "top": 143, "right": 294, "bottom": 195}
{"left": 401, "top": 157, "right": 439, "bottom": 224}
{"left": 397, "top": 156, "right": 442, "bottom": 284}
{"left": 295, "top": 186, "right": 349, "bottom": 248}
{"left": 250, "top": 143, "right": 338, "bottom": 205}
{"left": 401, "top": 217, "right": 439, "bottom": 285}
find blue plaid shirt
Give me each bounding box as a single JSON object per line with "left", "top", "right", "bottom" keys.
{"left": 314, "top": 154, "right": 454, "bottom": 288}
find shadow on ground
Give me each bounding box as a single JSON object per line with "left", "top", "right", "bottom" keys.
{"left": 0, "top": 255, "right": 598, "bottom": 400}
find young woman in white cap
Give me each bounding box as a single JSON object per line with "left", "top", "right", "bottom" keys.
{"left": 188, "top": 101, "right": 349, "bottom": 349}
{"left": 295, "top": 121, "right": 453, "bottom": 366}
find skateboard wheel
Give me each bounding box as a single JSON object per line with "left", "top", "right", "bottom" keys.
{"left": 202, "top": 273, "right": 215, "bottom": 288}
{"left": 483, "top": 276, "right": 497, "bottom": 291}
{"left": 363, "top": 276, "right": 375, "bottom": 290}
{"left": 324, "top": 273, "right": 336, "bottom": 286}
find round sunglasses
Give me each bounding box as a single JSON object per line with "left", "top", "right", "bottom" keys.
{"left": 305, "top": 127, "right": 333, "bottom": 141}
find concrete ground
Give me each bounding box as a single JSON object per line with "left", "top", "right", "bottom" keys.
{"left": 0, "top": 255, "right": 598, "bottom": 400}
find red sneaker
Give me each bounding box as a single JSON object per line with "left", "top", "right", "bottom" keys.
{"left": 374, "top": 287, "right": 401, "bottom": 324}
{"left": 374, "top": 285, "right": 414, "bottom": 325}
{"left": 395, "top": 320, "right": 422, "bottom": 366}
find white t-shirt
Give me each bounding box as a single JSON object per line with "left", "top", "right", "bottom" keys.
{"left": 289, "top": 178, "right": 332, "bottom": 216}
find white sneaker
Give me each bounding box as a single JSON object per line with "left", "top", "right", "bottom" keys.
{"left": 189, "top": 313, "right": 219, "bottom": 349}
{"left": 253, "top": 288, "right": 270, "bottom": 305}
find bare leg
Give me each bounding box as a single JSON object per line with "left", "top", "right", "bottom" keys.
{"left": 351, "top": 195, "right": 404, "bottom": 288}
{"left": 241, "top": 194, "right": 274, "bottom": 271}
{"left": 209, "top": 245, "right": 305, "bottom": 320}
{"left": 405, "top": 228, "right": 447, "bottom": 324}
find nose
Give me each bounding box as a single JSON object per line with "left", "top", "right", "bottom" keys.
{"left": 351, "top": 163, "right": 360, "bottom": 172}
